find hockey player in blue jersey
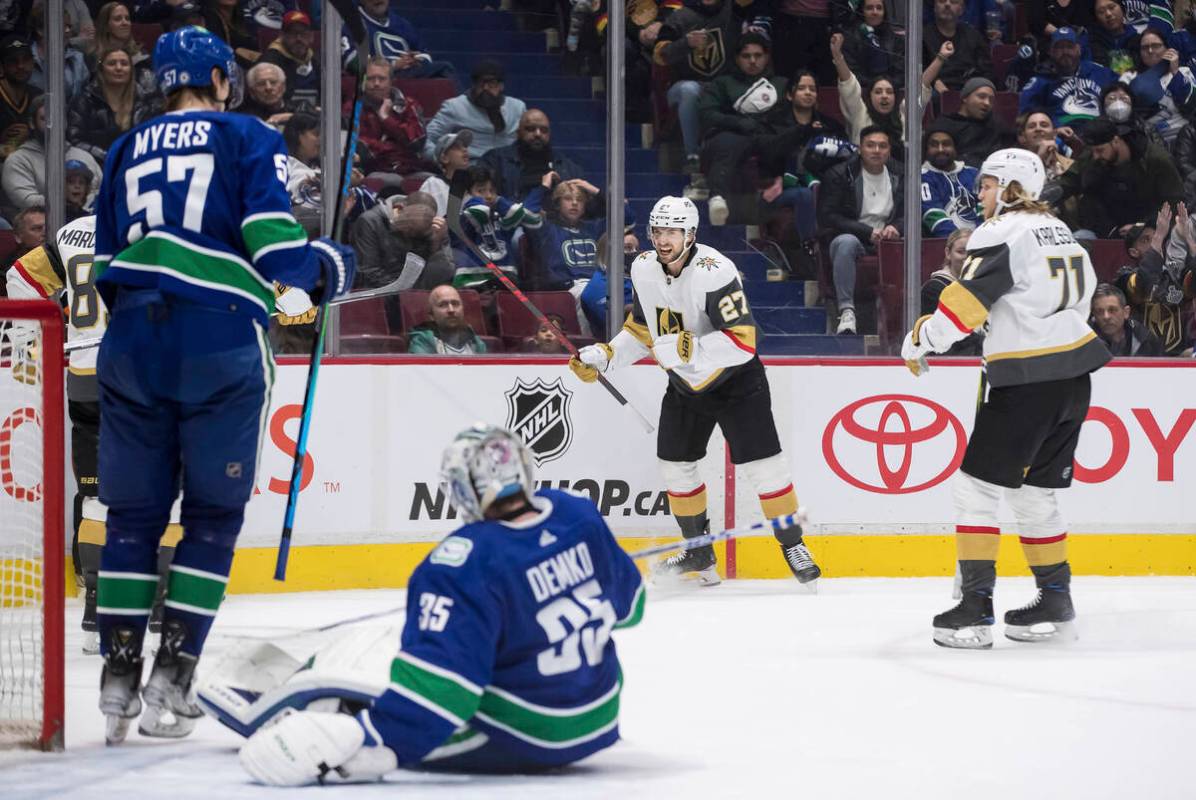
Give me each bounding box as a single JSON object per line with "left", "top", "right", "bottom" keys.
{"left": 92, "top": 26, "right": 356, "bottom": 745}
{"left": 238, "top": 424, "right": 645, "bottom": 785}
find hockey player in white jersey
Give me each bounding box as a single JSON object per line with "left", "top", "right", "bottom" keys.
{"left": 902, "top": 149, "right": 1111, "bottom": 649}
{"left": 569, "top": 196, "right": 820, "bottom": 586}
{"left": 6, "top": 216, "right": 181, "bottom": 655}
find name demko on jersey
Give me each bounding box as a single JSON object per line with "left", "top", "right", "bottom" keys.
{"left": 610, "top": 243, "right": 758, "bottom": 393}
{"left": 931, "top": 211, "right": 1111, "bottom": 386}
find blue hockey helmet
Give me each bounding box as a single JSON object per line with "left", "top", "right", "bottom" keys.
{"left": 153, "top": 26, "right": 242, "bottom": 106}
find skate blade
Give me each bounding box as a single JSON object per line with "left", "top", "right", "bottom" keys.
{"left": 796, "top": 577, "right": 818, "bottom": 595}
{"left": 933, "top": 625, "right": 993, "bottom": 650}
{"left": 651, "top": 565, "right": 722, "bottom": 588}
{"left": 105, "top": 715, "right": 133, "bottom": 746}
{"left": 82, "top": 631, "right": 100, "bottom": 655}
{"left": 138, "top": 705, "right": 201, "bottom": 739}
{"left": 1004, "top": 620, "right": 1078, "bottom": 644}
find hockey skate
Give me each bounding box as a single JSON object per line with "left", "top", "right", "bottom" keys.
{"left": 1004, "top": 589, "right": 1077, "bottom": 643}
{"left": 99, "top": 627, "right": 144, "bottom": 745}
{"left": 82, "top": 585, "right": 99, "bottom": 655}
{"left": 779, "top": 542, "right": 821, "bottom": 591}
{"left": 932, "top": 593, "right": 994, "bottom": 649}
{"left": 139, "top": 620, "right": 204, "bottom": 739}
{"left": 653, "top": 545, "right": 721, "bottom": 587}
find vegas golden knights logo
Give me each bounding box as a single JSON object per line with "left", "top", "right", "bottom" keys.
{"left": 689, "top": 29, "right": 726, "bottom": 77}
{"left": 657, "top": 307, "right": 684, "bottom": 335}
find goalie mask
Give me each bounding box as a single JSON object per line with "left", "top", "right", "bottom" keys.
{"left": 441, "top": 424, "right": 535, "bottom": 524}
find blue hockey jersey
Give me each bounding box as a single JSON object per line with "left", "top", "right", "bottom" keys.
{"left": 920, "top": 161, "right": 981, "bottom": 236}
{"left": 93, "top": 110, "right": 322, "bottom": 326}
{"left": 361, "top": 489, "right": 645, "bottom": 769}
{"left": 1019, "top": 61, "right": 1118, "bottom": 127}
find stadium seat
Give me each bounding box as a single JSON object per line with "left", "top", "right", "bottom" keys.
{"left": 0, "top": 231, "right": 17, "bottom": 272}
{"left": 816, "top": 87, "right": 845, "bottom": 126}
{"left": 393, "top": 78, "right": 458, "bottom": 118}
{"left": 131, "top": 23, "right": 163, "bottom": 55}
{"left": 397, "top": 289, "right": 489, "bottom": 335}
{"left": 256, "top": 28, "right": 279, "bottom": 52}
{"left": 494, "top": 291, "right": 581, "bottom": 349}
{"left": 939, "top": 90, "right": 1020, "bottom": 130}
{"left": 991, "top": 43, "right": 1018, "bottom": 88}
{"left": 337, "top": 297, "right": 407, "bottom": 353}
{"left": 1086, "top": 239, "right": 1129, "bottom": 283}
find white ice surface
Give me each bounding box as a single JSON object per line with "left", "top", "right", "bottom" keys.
{"left": 2, "top": 577, "right": 1194, "bottom": 799}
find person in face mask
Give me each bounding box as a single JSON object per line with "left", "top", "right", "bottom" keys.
{"left": 422, "top": 60, "right": 527, "bottom": 162}
{"left": 1, "top": 93, "right": 101, "bottom": 211}
{"left": 579, "top": 230, "right": 638, "bottom": 338}
{"left": 1116, "top": 29, "right": 1196, "bottom": 146}
{"left": 1099, "top": 82, "right": 1166, "bottom": 147}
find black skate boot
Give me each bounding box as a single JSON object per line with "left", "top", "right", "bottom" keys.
{"left": 139, "top": 619, "right": 203, "bottom": 739}
{"left": 932, "top": 592, "right": 995, "bottom": 649}
{"left": 82, "top": 581, "right": 99, "bottom": 655}
{"left": 1004, "top": 588, "right": 1077, "bottom": 643}
{"left": 99, "top": 627, "right": 144, "bottom": 745}
{"left": 655, "top": 544, "right": 720, "bottom": 586}
{"left": 774, "top": 515, "right": 820, "bottom": 590}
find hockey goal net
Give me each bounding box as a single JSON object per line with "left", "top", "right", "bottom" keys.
{"left": 0, "top": 300, "right": 64, "bottom": 751}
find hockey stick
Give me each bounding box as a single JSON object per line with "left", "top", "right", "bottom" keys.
{"left": 274, "top": 0, "right": 370, "bottom": 582}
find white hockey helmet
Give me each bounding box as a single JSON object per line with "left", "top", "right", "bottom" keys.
{"left": 440, "top": 424, "right": 535, "bottom": 524}
{"left": 648, "top": 195, "right": 699, "bottom": 240}
{"left": 979, "top": 148, "right": 1046, "bottom": 204}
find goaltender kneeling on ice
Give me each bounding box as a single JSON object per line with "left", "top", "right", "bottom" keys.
{"left": 198, "top": 424, "right": 646, "bottom": 786}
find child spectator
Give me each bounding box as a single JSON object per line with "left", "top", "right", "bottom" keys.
{"left": 521, "top": 313, "right": 569, "bottom": 353}
{"left": 453, "top": 165, "right": 542, "bottom": 289}
{"left": 920, "top": 229, "right": 983, "bottom": 355}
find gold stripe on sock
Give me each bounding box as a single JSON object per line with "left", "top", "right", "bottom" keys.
{"left": 1020, "top": 534, "right": 1067, "bottom": 567}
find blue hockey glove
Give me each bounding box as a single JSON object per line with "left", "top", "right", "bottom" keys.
{"left": 310, "top": 238, "right": 357, "bottom": 304}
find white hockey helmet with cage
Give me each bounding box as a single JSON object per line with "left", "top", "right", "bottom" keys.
{"left": 648, "top": 196, "right": 699, "bottom": 240}
{"left": 979, "top": 148, "right": 1045, "bottom": 212}
{"left": 440, "top": 424, "right": 535, "bottom": 524}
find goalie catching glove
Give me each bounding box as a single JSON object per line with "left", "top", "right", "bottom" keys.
{"left": 569, "top": 342, "right": 613, "bottom": 383}
{"left": 240, "top": 710, "right": 397, "bottom": 787}
{"left": 900, "top": 314, "right": 936, "bottom": 376}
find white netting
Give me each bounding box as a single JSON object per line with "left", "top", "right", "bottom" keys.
{"left": 0, "top": 319, "right": 48, "bottom": 748}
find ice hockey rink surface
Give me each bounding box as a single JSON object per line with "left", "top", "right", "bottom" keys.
{"left": 2, "top": 576, "right": 1193, "bottom": 800}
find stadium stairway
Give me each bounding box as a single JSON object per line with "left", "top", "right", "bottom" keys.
{"left": 408, "top": 6, "right": 865, "bottom": 355}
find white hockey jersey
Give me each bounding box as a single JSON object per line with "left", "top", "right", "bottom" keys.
{"left": 608, "top": 243, "right": 757, "bottom": 393}
{"left": 7, "top": 215, "right": 104, "bottom": 401}
{"left": 922, "top": 209, "right": 1110, "bottom": 387}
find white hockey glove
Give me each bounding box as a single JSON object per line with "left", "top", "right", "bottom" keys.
{"left": 274, "top": 283, "right": 317, "bottom": 326}
{"left": 652, "top": 332, "right": 695, "bottom": 371}
{"left": 901, "top": 314, "right": 936, "bottom": 376}
{"left": 240, "top": 711, "right": 396, "bottom": 786}
{"left": 569, "top": 342, "right": 613, "bottom": 383}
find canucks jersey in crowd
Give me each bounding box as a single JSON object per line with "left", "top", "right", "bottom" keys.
{"left": 452, "top": 193, "right": 542, "bottom": 288}
{"left": 1019, "top": 59, "right": 1117, "bottom": 128}
{"left": 93, "top": 111, "right": 324, "bottom": 324}
{"left": 360, "top": 488, "right": 644, "bottom": 771}
{"left": 921, "top": 161, "right": 981, "bottom": 236}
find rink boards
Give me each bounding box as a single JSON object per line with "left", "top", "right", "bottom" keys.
{"left": 4, "top": 356, "right": 1194, "bottom": 593}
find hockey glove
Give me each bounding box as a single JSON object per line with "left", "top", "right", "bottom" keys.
{"left": 310, "top": 238, "right": 358, "bottom": 304}
{"left": 901, "top": 314, "right": 935, "bottom": 376}
{"left": 652, "top": 332, "right": 694, "bottom": 371}
{"left": 274, "top": 283, "right": 317, "bottom": 326}
{"left": 569, "top": 342, "right": 613, "bottom": 383}
{"left": 11, "top": 341, "right": 39, "bottom": 385}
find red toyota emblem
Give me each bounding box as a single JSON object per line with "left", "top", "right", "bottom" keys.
{"left": 822, "top": 395, "right": 966, "bottom": 494}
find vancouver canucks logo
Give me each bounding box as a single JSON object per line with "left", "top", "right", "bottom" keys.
{"left": 657, "top": 307, "right": 684, "bottom": 335}
{"left": 505, "top": 378, "right": 573, "bottom": 466}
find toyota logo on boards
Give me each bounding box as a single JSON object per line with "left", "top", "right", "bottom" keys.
{"left": 822, "top": 395, "right": 966, "bottom": 494}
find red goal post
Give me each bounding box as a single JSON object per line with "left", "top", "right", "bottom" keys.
{"left": 0, "top": 299, "right": 65, "bottom": 751}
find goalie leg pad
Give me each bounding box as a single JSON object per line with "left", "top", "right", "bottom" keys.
{"left": 240, "top": 711, "right": 395, "bottom": 786}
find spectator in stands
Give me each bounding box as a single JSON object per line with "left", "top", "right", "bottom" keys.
{"left": 819, "top": 125, "right": 905, "bottom": 335}
{"left": 258, "top": 10, "right": 319, "bottom": 109}
{"left": 354, "top": 57, "right": 430, "bottom": 181}
{"left": 1171, "top": 111, "right": 1196, "bottom": 206}
{"left": 12, "top": 206, "right": 46, "bottom": 258}
{"left": 599, "top": 0, "right": 666, "bottom": 123}
{"left": 29, "top": 2, "right": 90, "bottom": 101}
{"left": 521, "top": 313, "right": 569, "bottom": 354}
{"left": 481, "top": 109, "right": 586, "bottom": 202}
{"left": 163, "top": 2, "right": 205, "bottom": 32}
{"left": 353, "top": 189, "right": 455, "bottom": 292}
{"left": 203, "top": 0, "right": 260, "bottom": 67}
{"left": 832, "top": 32, "right": 937, "bottom": 155}
{"left": 579, "top": 230, "right": 636, "bottom": 338}
{"left": 695, "top": 34, "right": 786, "bottom": 226}
{"left": 424, "top": 60, "right": 526, "bottom": 161}
{"left": 0, "top": 36, "right": 41, "bottom": 159}
{"left": 922, "top": 0, "right": 993, "bottom": 91}
{"left": 1020, "top": 27, "right": 1117, "bottom": 130}
{"left": 842, "top": 0, "right": 905, "bottom": 90}
{"left": 240, "top": 62, "right": 303, "bottom": 127}
{"left": 1089, "top": 0, "right": 1138, "bottom": 75}
{"left": 1028, "top": 0, "right": 1092, "bottom": 56}
{"left": 92, "top": 2, "right": 155, "bottom": 94}
{"left": 1117, "top": 202, "right": 1196, "bottom": 355}
{"left": 1016, "top": 109, "right": 1075, "bottom": 178}
{"left": 921, "top": 228, "right": 982, "bottom": 355}
{"left": 931, "top": 77, "right": 1009, "bottom": 166}
{"left": 1047, "top": 118, "right": 1183, "bottom": 237}
{"left": 1100, "top": 82, "right": 1165, "bottom": 147}
{"left": 62, "top": 0, "right": 96, "bottom": 53}
{"left": 283, "top": 112, "right": 377, "bottom": 236}
{"left": 420, "top": 130, "right": 472, "bottom": 216}
{"left": 453, "top": 164, "right": 542, "bottom": 289}
{"left": 920, "top": 123, "right": 981, "bottom": 236}
{"left": 763, "top": 0, "right": 850, "bottom": 86}
{"left": 651, "top": 0, "right": 739, "bottom": 194}
{"left": 2, "top": 96, "right": 101, "bottom": 212}
{"left": 67, "top": 45, "right": 160, "bottom": 164}
{"left": 347, "top": 0, "right": 456, "bottom": 78}
{"left": 1090, "top": 283, "right": 1165, "bottom": 356}
{"left": 1119, "top": 29, "right": 1196, "bottom": 145}
{"left": 64, "top": 159, "right": 94, "bottom": 221}
{"left": 407, "top": 284, "right": 488, "bottom": 355}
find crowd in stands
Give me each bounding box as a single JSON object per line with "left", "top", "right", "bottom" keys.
{"left": 3, "top": 0, "right": 1196, "bottom": 357}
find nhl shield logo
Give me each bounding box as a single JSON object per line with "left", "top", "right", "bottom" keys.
{"left": 504, "top": 378, "right": 574, "bottom": 465}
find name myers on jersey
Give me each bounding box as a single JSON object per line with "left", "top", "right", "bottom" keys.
{"left": 526, "top": 542, "right": 595, "bottom": 603}
{"left": 1030, "top": 225, "right": 1076, "bottom": 248}
{"left": 132, "top": 119, "right": 212, "bottom": 158}
{"left": 410, "top": 479, "right": 671, "bottom": 521}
